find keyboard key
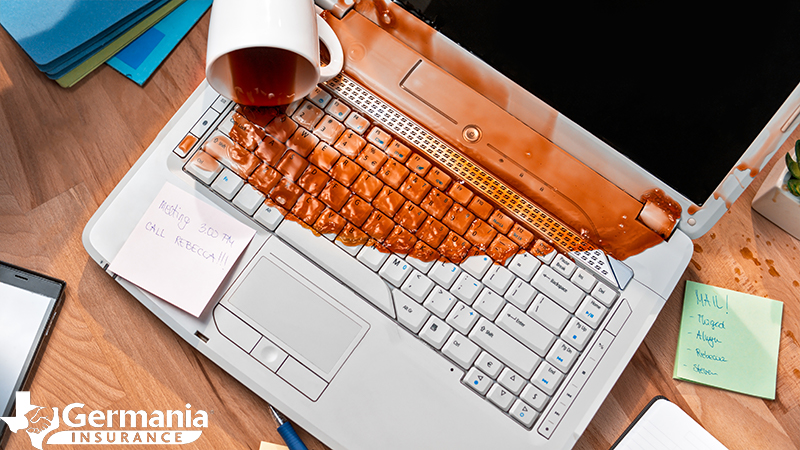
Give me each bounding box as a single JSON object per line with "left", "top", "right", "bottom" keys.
{"left": 473, "top": 288, "right": 505, "bottom": 321}
{"left": 357, "top": 244, "right": 390, "bottom": 271}
{"left": 487, "top": 209, "right": 514, "bottom": 234}
{"left": 174, "top": 134, "right": 198, "bottom": 158}
{"left": 467, "top": 196, "right": 493, "bottom": 220}
{"left": 379, "top": 255, "right": 413, "bottom": 287}
{"left": 496, "top": 304, "right": 555, "bottom": 357}
{"left": 561, "top": 317, "right": 594, "bottom": 351}
{"left": 233, "top": 184, "right": 266, "bottom": 215}
{"left": 255, "top": 135, "right": 288, "bottom": 165}
{"left": 497, "top": 368, "right": 525, "bottom": 395}
{"left": 264, "top": 114, "right": 299, "bottom": 143}
{"left": 571, "top": 267, "right": 598, "bottom": 293}
{"left": 460, "top": 253, "right": 492, "bottom": 279}
{"left": 292, "top": 100, "right": 325, "bottom": 129}
{"left": 325, "top": 98, "right": 351, "bottom": 120}
{"left": 344, "top": 111, "right": 370, "bottom": 134}
{"left": 508, "top": 224, "right": 534, "bottom": 249}
{"left": 546, "top": 340, "right": 578, "bottom": 373}
{"left": 253, "top": 200, "right": 286, "bottom": 231}
{"left": 551, "top": 254, "right": 577, "bottom": 278}
{"left": 464, "top": 367, "right": 492, "bottom": 395}
{"left": 420, "top": 189, "right": 453, "bottom": 220}
{"left": 591, "top": 283, "right": 619, "bottom": 307}
{"left": 333, "top": 129, "right": 367, "bottom": 159}
{"left": 423, "top": 287, "right": 457, "bottom": 318}
{"left": 211, "top": 168, "right": 244, "bottom": 200}
{"left": 469, "top": 318, "right": 540, "bottom": 378}
{"left": 356, "top": 144, "right": 388, "bottom": 174}
{"left": 190, "top": 108, "right": 219, "bottom": 137}
{"left": 313, "top": 208, "right": 346, "bottom": 239}
{"left": 406, "top": 153, "right": 432, "bottom": 176}
{"left": 486, "top": 234, "right": 519, "bottom": 266}
{"left": 428, "top": 261, "right": 462, "bottom": 289}
{"left": 446, "top": 301, "right": 479, "bottom": 335}
{"left": 509, "top": 399, "right": 538, "bottom": 428}
{"left": 464, "top": 219, "right": 497, "bottom": 250}
{"left": 531, "top": 362, "right": 563, "bottom": 396}
{"left": 527, "top": 293, "right": 570, "bottom": 334}
{"left": 531, "top": 240, "right": 557, "bottom": 264}
{"left": 504, "top": 278, "right": 537, "bottom": 311}
{"left": 531, "top": 265, "right": 584, "bottom": 313}
{"left": 442, "top": 203, "right": 475, "bottom": 235}
{"left": 401, "top": 270, "right": 435, "bottom": 303}
{"left": 483, "top": 265, "right": 515, "bottom": 295}
{"left": 419, "top": 315, "right": 452, "bottom": 349}
{"left": 447, "top": 183, "right": 474, "bottom": 205}
{"left": 406, "top": 242, "right": 436, "bottom": 273}
{"left": 386, "top": 140, "right": 412, "bottom": 162}
{"left": 393, "top": 289, "right": 430, "bottom": 333}
{"left": 451, "top": 272, "right": 482, "bottom": 304}
{"left": 509, "top": 252, "right": 541, "bottom": 282}
{"left": 487, "top": 384, "right": 515, "bottom": 411}
{"left": 185, "top": 150, "right": 222, "bottom": 184}
{"left": 286, "top": 128, "right": 319, "bottom": 157}
{"left": 442, "top": 332, "right": 480, "bottom": 369}
{"left": 366, "top": 126, "right": 391, "bottom": 149}
{"left": 307, "top": 86, "right": 332, "bottom": 108}
{"left": 475, "top": 351, "right": 503, "bottom": 378}
{"left": 576, "top": 296, "right": 608, "bottom": 328}
{"left": 229, "top": 112, "right": 267, "bottom": 150}
{"left": 520, "top": 384, "right": 549, "bottom": 411}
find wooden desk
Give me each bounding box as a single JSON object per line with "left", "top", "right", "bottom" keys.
{"left": 1, "top": 12, "right": 798, "bottom": 450}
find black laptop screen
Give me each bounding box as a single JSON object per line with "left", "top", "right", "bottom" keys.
{"left": 399, "top": 1, "right": 800, "bottom": 205}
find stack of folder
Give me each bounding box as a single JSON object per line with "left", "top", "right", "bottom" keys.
{"left": 0, "top": 0, "right": 210, "bottom": 87}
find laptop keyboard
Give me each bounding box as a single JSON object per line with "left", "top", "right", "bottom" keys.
{"left": 176, "top": 75, "right": 623, "bottom": 431}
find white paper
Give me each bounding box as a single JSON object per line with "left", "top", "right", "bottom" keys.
{"left": 615, "top": 398, "right": 728, "bottom": 450}
{"left": 109, "top": 182, "right": 255, "bottom": 316}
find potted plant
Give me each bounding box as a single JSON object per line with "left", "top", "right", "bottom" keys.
{"left": 752, "top": 140, "right": 800, "bottom": 239}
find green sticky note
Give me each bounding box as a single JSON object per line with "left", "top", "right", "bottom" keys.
{"left": 674, "top": 280, "right": 783, "bottom": 399}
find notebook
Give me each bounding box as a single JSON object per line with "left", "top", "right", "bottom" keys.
{"left": 82, "top": 1, "right": 800, "bottom": 449}
{"left": 611, "top": 397, "right": 728, "bottom": 450}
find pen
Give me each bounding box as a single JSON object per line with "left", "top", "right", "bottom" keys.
{"left": 269, "top": 405, "right": 309, "bottom": 450}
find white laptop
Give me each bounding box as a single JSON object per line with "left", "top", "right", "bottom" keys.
{"left": 82, "top": 1, "right": 800, "bottom": 449}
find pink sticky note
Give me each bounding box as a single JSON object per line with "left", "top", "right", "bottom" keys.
{"left": 109, "top": 182, "right": 255, "bottom": 316}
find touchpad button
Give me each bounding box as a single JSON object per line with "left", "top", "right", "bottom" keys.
{"left": 228, "top": 256, "right": 365, "bottom": 378}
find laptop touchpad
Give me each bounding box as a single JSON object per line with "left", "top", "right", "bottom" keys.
{"left": 228, "top": 256, "right": 364, "bottom": 376}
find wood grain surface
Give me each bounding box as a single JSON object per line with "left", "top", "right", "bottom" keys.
{"left": 1, "top": 10, "right": 798, "bottom": 450}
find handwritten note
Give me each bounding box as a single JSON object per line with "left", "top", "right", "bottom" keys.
{"left": 673, "top": 281, "right": 783, "bottom": 399}
{"left": 108, "top": 182, "right": 255, "bottom": 317}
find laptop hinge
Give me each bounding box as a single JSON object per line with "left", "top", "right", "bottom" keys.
{"left": 315, "top": 0, "right": 355, "bottom": 19}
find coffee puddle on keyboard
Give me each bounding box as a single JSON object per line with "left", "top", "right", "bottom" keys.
{"left": 182, "top": 78, "right": 640, "bottom": 430}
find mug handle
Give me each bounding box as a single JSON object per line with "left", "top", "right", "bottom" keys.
{"left": 317, "top": 16, "right": 344, "bottom": 82}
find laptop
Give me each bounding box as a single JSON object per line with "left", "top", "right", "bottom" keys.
{"left": 82, "top": 1, "right": 800, "bottom": 448}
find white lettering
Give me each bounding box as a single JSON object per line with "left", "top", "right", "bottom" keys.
{"left": 62, "top": 403, "right": 86, "bottom": 427}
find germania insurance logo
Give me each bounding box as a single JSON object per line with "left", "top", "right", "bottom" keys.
{"left": 1, "top": 392, "right": 208, "bottom": 449}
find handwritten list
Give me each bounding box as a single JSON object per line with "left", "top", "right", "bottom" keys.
{"left": 108, "top": 182, "right": 255, "bottom": 317}
{"left": 673, "top": 281, "right": 783, "bottom": 399}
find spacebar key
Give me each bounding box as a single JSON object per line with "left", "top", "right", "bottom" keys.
{"left": 276, "top": 219, "right": 396, "bottom": 318}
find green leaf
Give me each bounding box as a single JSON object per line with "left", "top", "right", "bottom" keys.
{"left": 788, "top": 178, "right": 800, "bottom": 197}
{"left": 796, "top": 139, "right": 800, "bottom": 162}
{"left": 786, "top": 152, "right": 800, "bottom": 179}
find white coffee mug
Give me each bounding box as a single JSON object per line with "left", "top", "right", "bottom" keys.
{"left": 205, "top": 0, "right": 344, "bottom": 107}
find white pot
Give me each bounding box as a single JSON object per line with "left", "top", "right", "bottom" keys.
{"left": 752, "top": 162, "right": 800, "bottom": 240}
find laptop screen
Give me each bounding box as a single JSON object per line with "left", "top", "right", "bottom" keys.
{"left": 399, "top": 1, "right": 800, "bottom": 205}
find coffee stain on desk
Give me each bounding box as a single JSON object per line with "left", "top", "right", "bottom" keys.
{"left": 740, "top": 247, "right": 762, "bottom": 267}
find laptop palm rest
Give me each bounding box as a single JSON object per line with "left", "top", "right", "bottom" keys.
{"left": 215, "top": 237, "right": 369, "bottom": 400}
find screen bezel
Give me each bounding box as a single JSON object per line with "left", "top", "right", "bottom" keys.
{"left": 0, "top": 261, "right": 65, "bottom": 444}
